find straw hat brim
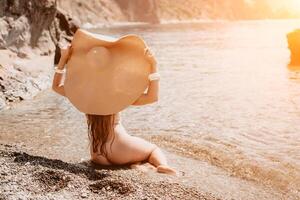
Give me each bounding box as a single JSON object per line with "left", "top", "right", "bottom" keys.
{"left": 64, "top": 29, "right": 152, "bottom": 115}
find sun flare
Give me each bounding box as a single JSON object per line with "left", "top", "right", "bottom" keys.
{"left": 290, "top": 0, "right": 300, "bottom": 12}
{"left": 268, "top": 0, "right": 300, "bottom": 14}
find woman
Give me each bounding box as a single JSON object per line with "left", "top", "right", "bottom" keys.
{"left": 52, "top": 45, "right": 176, "bottom": 175}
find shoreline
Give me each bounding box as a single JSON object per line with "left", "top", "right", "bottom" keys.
{"left": 84, "top": 18, "right": 300, "bottom": 30}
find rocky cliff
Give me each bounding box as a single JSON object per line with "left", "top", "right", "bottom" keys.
{"left": 56, "top": 0, "right": 297, "bottom": 26}
{"left": 115, "top": 0, "right": 160, "bottom": 24}
{"left": 0, "top": 0, "right": 78, "bottom": 109}
{"left": 56, "top": 0, "right": 126, "bottom": 26}
{"left": 0, "top": 0, "right": 78, "bottom": 54}
{"left": 56, "top": 0, "right": 160, "bottom": 26}
{"left": 56, "top": 0, "right": 209, "bottom": 26}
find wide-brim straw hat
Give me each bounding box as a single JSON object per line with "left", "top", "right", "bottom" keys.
{"left": 64, "top": 29, "right": 152, "bottom": 115}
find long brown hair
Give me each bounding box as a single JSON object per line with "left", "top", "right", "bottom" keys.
{"left": 86, "top": 114, "right": 116, "bottom": 156}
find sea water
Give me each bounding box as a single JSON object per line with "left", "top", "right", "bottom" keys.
{"left": 0, "top": 20, "right": 299, "bottom": 197}
{"left": 95, "top": 20, "right": 300, "bottom": 195}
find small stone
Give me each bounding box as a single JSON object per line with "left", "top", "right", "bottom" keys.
{"left": 81, "top": 192, "right": 88, "bottom": 198}
{"left": 1, "top": 171, "right": 7, "bottom": 176}
{"left": 68, "top": 185, "right": 74, "bottom": 189}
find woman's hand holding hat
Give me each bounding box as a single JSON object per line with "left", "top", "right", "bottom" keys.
{"left": 144, "top": 47, "right": 157, "bottom": 73}
{"left": 58, "top": 45, "right": 72, "bottom": 69}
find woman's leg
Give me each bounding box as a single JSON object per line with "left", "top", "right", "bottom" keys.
{"left": 148, "top": 146, "right": 177, "bottom": 175}
{"left": 111, "top": 125, "right": 177, "bottom": 174}
{"left": 122, "top": 136, "right": 176, "bottom": 175}
{"left": 148, "top": 146, "right": 167, "bottom": 166}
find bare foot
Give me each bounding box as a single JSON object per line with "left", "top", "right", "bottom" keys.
{"left": 157, "top": 165, "right": 177, "bottom": 176}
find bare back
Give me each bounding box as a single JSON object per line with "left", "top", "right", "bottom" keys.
{"left": 90, "top": 112, "right": 156, "bottom": 165}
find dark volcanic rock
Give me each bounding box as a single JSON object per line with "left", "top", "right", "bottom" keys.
{"left": 55, "top": 8, "right": 79, "bottom": 37}
{"left": 287, "top": 29, "right": 300, "bottom": 66}
{"left": 53, "top": 8, "right": 79, "bottom": 65}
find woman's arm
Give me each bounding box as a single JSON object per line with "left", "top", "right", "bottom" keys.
{"left": 132, "top": 78, "right": 159, "bottom": 105}
{"left": 132, "top": 49, "right": 159, "bottom": 106}
{"left": 52, "top": 73, "right": 66, "bottom": 96}
{"left": 52, "top": 46, "right": 72, "bottom": 97}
